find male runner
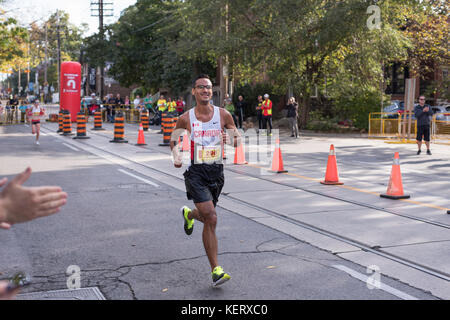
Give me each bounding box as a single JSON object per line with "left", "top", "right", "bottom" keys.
{"left": 170, "top": 74, "right": 241, "bottom": 287}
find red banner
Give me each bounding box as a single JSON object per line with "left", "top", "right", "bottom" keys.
{"left": 60, "top": 62, "right": 81, "bottom": 122}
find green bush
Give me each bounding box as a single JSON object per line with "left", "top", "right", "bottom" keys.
{"left": 333, "top": 90, "right": 385, "bottom": 130}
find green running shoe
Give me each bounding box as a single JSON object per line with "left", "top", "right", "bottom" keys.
{"left": 181, "top": 206, "right": 194, "bottom": 235}
{"left": 211, "top": 266, "right": 231, "bottom": 287}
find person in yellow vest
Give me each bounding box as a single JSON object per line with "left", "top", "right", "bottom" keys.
{"left": 157, "top": 94, "right": 167, "bottom": 112}
{"left": 157, "top": 94, "right": 167, "bottom": 132}
{"left": 262, "top": 93, "right": 273, "bottom": 136}
{"left": 167, "top": 97, "right": 177, "bottom": 114}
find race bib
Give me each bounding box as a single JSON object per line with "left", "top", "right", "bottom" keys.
{"left": 195, "top": 145, "right": 222, "bottom": 164}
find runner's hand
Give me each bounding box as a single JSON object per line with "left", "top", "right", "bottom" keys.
{"left": 172, "top": 148, "right": 183, "bottom": 168}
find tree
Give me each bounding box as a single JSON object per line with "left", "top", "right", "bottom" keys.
{"left": 178, "top": 0, "right": 412, "bottom": 127}
{"left": 0, "top": 5, "right": 27, "bottom": 74}
{"left": 83, "top": 0, "right": 215, "bottom": 96}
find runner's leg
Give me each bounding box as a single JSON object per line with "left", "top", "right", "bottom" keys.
{"left": 193, "top": 200, "right": 218, "bottom": 271}
{"left": 36, "top": 123, "right": 40, "bottom": 141}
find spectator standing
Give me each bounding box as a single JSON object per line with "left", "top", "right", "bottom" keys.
{"left": 286, "top": 97, "right": 299, "bottom": 138}
{"left": 235, "top": 95, "right": 247, "bottom": 129}
{"left": 176, "top": 97, "right": 185, "bottom": 116}
{"left": 224, "top": 97, "right": 237, "bottom": 127}
{"left": 167, "top": 97, "right": 177, "bottom": 114}
{"left": 256, "top": 95, "right": 263, "bottom": 133}
{"left": 133, "top": 95, "right": 141, "bottom": 109}
{"left": 8, "top": 94, "right": 19, "bottom": 124}
{"left": 81, "top": 98, "right": 88, "bottom": 114}
{"left": 107, "top": 94, "right": 116, "bottom": 122}
{"left": 261, "top": 94, "right": 273, "bottom": 136}
{"left": 414, "top": 95, "right": 434, "bottom": 155}
{"left": 157, "top": 94, "right": 167, "bottom": 132}
{"left": 157, "top": 94, "right": 167, "bottom": 113}
{"left": 144, "top": 93, "right": 153, "bottom": 111}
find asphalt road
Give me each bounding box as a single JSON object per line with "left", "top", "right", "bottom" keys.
{"left": 0, "top": 121, "right": 447, "bottom": 302}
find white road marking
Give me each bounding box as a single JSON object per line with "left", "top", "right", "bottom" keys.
{"left": 333, "top": 265, "right": 418, "bottom": 300}
{"left": 62, "top": 143, "right": 80, "bottom": 152}
{"left": 118, "top": 169, "right": 160, "bottom": 187}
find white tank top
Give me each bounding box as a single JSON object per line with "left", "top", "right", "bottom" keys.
{"left": 30, "top": 105, "right": 42, "bottom": 120}
{"left": 189, "top": 106, "right": 222, "bottom": 164}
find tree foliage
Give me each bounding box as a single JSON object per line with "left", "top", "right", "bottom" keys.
{"left": 83, "top": 0, "right": 448, "bottom": 128}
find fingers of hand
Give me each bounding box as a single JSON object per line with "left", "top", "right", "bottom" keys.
{"left": 11, "top": 167, "right": 31, "bottom": 186}
{"left": 35, "top": 186, "right": 63, "bottom": 196}
{"left": 0, "top": 222, "right": 11, "bottom": 230}
{"left": 36, "top": 193, "right": 67, "bottom": 213}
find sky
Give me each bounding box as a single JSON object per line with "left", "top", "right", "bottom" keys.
{"left": 2, "top": 0, "right": 137, "bottom": 35}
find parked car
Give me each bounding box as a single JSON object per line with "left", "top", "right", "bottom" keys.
{"left": 431, "top": 105, "right": 450, "bottom": 122}
{"left": 383, "top": 101, "right": 418, "bottom": 120}
{"left": 383, "top": 100, "right": 404, "bottom": 118}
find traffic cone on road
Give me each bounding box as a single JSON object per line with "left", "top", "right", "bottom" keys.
{"left": 320, "top": 144, "right": 343, "bottom": 185}
{"left": 233, "top": 143, "right": 248, "bottom": 165}
{"left": 135, "top": 123, "right": 147, "bottom": 146}
{"left": 270, "top": 139, "right": 287, "bottom": 173}
{"left": 380, "top": 152, "right": 410, "bottom": 200}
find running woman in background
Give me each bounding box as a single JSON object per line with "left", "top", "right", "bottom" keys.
{"left": 27, "top": 100, "right": 45, "bottom": 145}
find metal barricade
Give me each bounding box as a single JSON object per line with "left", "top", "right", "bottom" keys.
{"left": 369, "top": 112, "right": 450, "bottom": 144}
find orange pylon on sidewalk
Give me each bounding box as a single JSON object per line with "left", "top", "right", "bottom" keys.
{"left": 233, "top": 143, "right": 248, "bottom": 165}
{"left": 135, "top": 123, "right": 147, "bottom": 146}
{"left": 380, "top": 152, "right": 410, "bottom": 200}
{"left": 320, "top": 144, "right": 343, "bottom": 185}
{"left": 181, "top": 133, "right": 190, "bottom": 152}
{"left": 270, "top": 139, "right": 287, "bottom": 173}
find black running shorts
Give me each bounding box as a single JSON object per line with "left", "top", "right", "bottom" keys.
{"left": 183, "top": 164, "right": 224, "bottom": 207}
{"left": 416, "top": 125, "right": 430, "bottom": 142}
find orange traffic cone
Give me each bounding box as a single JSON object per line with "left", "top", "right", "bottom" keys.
{"left": 320, "top": 144, "right": 343, "bottom": 185}
{"left": 233, "top": 143, "right": 248, "bottom": 165}
{"left": 135, "top": 123, "right": 147, "bottom": 146}
{"left": 380, "top": 152, "right": 410, "bottom": 199}
{"left": 182, "top": 133, "right": 190, "bottom": 152}
{"left": 270, "top": 139, "right": 287, "bottom": 173}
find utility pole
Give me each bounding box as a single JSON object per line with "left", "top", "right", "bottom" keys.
{"left": 56, "top": 10, "right": 61, "bottom": 103}
{"left": 44, "top": 22, "right": 48, "bottom": 84}
{"left": 91, "top": 0, "right": 113, "bottom": 99}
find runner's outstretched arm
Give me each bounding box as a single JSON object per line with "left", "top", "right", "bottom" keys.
{"left": 170, "top": 114, "right": 188, "bottom": 168}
